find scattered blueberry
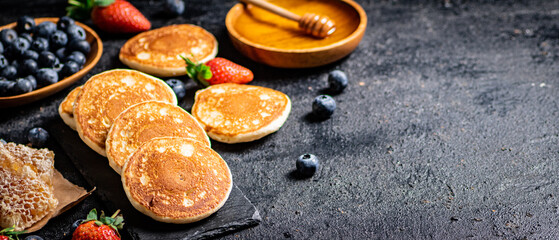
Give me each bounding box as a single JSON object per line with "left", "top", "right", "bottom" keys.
{"left": 65, "top": 51, "right": 85, "bottom": 65}
{"left": 67, "top": 40, "right": 90, "bottom": 55}
{"left": 38, "top": 51, "right": 59, "bottom": 68}
{"left": 22, "top": 49, "right": 39, "bottom": 61}
{"left": 21, "top": 59, "right": 38, "bottom": 75}
{"left": 0, "top": 139, "right": 6, "bottom": 144}
{"left": 16, "top": 16, "right": 35, "bottom": 33}
{"left": 165, "top": 78, "right": 186, "bottom": 99}
{"left": 1, "top": 65, "right": 17, "bottom": 79}
{"left": 0, "top": 28, "right": 18, "bottom": 45}
{"left": 49, "top": 30, "right": 68, "bottom": 50}
{"left": 65, "top": 24, "right": 86, "bottom": 42}
{"left": 24, "top": 235, "right": 44, "bottom": 240}
{"left": 34, "top": 21, "right": 57, "bottom": 38}
{"left": 57, "top": 16, "right": 75, "bottom": 31}
{"left": 14, "top": 77, "right": 33, "bottom": 94}
{"left": 19, "top": 33, "right": 33, "bottom": 43}
{"left": 296, "top": 154, "right": 319, "bottom": 177}
{"left": 60, "top": 60, "right": 80, "bottom": 78}
{"left": 0, "top": 80, "right": 15, "bottom": 96}
{"left": 28, "top": 127, "right": 49, "bottom": 147}
{"left": 71, "top": 219, "right": 85, "bottom": 231}
{"left": 26, "top": 75, "right": 37, "bottom": 89}
{"left": 36, "top": 68, "right": 58, "bottom": 86}
{"left": 0, "top": 42, "right": 3, "bottom": 54}
{"left": 165, "top": 0, "right": 185, "bottom": 17}
{"left": 312, "top": 95, "right": 336, "bottom": 119}
{"left": 327, "top": 70, "right": 348, "bottom": 94}
{"left": 31, "top": 38, "right": 49, "bottom": 52}
{"left": 0, "top": 55, "right": 8, "bottom": 69}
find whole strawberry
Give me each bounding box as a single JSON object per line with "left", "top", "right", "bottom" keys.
{"left": 67, "top": 0, "right": 151, "bottom": 33}
{"left": 72, "top": 209, "right": 124, "bottom": 240}
{"left": 183, "top": 56, "right": 254, "bottom": 87}
{"left": 0, "top": 226, "right": 24, "bottom": 240}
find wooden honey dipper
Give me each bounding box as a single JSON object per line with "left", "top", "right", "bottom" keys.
{"left": 239, "top": 0, "right": 336, "bottom": 38}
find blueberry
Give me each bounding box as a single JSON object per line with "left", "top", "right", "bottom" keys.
{"left": 0, "top": 28, "right": 18, "bottom": 46}
{"left": 312, "top": 95, "right": 336, "bottom": 119}
{"left": 14, "top": 77, "right": 33, "bottom": 94}
{"left": 19, "top": 33, "right": 33, "bottom": 43}
{"left": 38, "top": 51, "right": 59, "bottom": 68}
{"left": 65, "top": 51, "right": 86, "bottom": 66}
{"left": 0, "top": 80, "right": 15, "bottom": 96}
{"left": 165, "top": 78, "right": 186, "bottom": 99}
{"left": 1, "top": 65, "right": 17, "bottom": 79}
{"left": 36, "top": 68, "right": 58, "bottom": 86}
{"left": 16, "top": 16, "right": 35, "bottom": 33}
{"left": 55, "top": 47, "right": 67, "bottom": 59}
{"left": 26, "top": 75, "right": 37, "bottom": 89}
{"left": 67, "top": 40, "right": 90, "bottom": 55}
{"left": 164, "top": 0, "right": 185, "bottom": 17}
{"left": 0, "top": 55, "right": 8, "bottom": 69}
{"left": 21, "top": 59, "right": 38, "bottom": 75}
{"left": 65, "top": 24, "right": 86, "bottom": 42}
{"left": 0, "top": 42, "right": 3, "bottom": 54}
{"left": 60, "top": 60, "right": 80, "bottom": 78}
{"left": 24, "top": 235, "right": 44, "bottom": 240}
{"left": 10, "top": 37, "right": 30, "bottom": 57}
{"left": 31, "top": 38, "right": 49, "bottom": 52}
{"left": 296, "top": 154, "right": 319, "bottom": 177}
{"left": 22, "top": 50, "right": 39, "bottom": 61}
{"left": 28, "top": 127, "right": 49, "bottom": 147}
{"left": 53, "top": 62, "right": 64, "bottom": 73}
{"left": 34, "top": 21, "right": 57, "bottom": 38}
{"left": 71, "top": 219, "right": 84, "bottom": 231}
{"left": 57, "top": 16, "right": 75, "bottom": 31}
{"left": 0, "top": 139, "right": 6, "bottom": 144}
{"left": 49, "top": 30, "right": 68, "bottom": 50}
{"left": 327, "top": 70, "right": 348, "bottom": 93}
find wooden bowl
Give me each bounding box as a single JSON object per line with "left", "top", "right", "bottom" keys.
{"left": 0, "top": 17, "right": 102, "bottom": 108}
{"left": 225, "top": 0, "right": 367, "bottom": 68}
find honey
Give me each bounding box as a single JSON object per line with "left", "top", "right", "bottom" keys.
{"left": 234, "top": 0, "right": 361, "bottom": 49}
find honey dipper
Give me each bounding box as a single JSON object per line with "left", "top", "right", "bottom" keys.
{"left": 239, "top": 0, "right": 336, "bottom": 38}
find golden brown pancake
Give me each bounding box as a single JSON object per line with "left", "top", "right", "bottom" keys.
{"left": 119, "top": 24, "right": 218, "bottom": 77}
{"left": 121, "top": 137, "right": 232, "bottom": 223}
{"left": 191, "top": 83, "right": 291, "bottom": 143}
{"left": 74, "top": 69, "right": 177, "bottom": 156}
{"left": 106, "top": 101, "right": 210, "bottom": 174}
{"left": 58, "top": 86, "right": 82, "bottom": 130}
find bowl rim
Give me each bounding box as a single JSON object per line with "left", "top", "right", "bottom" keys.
{"left": 0, "top": 17, "right": 102, "bottom": 103}
{"left": 225, "top": 0, "right": 367, "bottom": 54}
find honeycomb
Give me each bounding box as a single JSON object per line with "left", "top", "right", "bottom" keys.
{"left": 0, "top": 142, "right": 58, "bottom": 231}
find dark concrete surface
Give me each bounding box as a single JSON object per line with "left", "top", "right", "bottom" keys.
{"left": 2, "top": 0, "right": 559, "bottom": 239}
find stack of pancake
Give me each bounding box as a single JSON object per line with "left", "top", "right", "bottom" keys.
{"left": 58, "top": 23, "right": 292, "bottom": 223}
{"left": 59, "top": 69, "right": 232, "bottom": 223}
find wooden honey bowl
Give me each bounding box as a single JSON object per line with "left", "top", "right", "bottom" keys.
{"left": 225, "top": 0, "right": 367, "bottom": 68}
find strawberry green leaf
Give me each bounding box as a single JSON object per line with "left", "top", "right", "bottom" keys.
{"left": 95, "top": 221, "right": 103, "bottom": 226}
{"left": 86, "top": 209, "right": 98, "bottom": 221}
{"left": 94, "top": 0, "right": 114, "bottom": 7}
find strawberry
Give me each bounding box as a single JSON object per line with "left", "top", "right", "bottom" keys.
{"left": 183, "top": 56, "right": 254, "bottom": 87}
{"left": 67, "top": 0, "right": 151, "bottom": 33}
{"left": 72, "top": 209, "right": 124, "bottom": 240}
{"left": 0, "top": 226, "right": 25, "bottom": 240}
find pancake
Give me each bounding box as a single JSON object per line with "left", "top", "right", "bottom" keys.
{"left": 74, "top": 69, "right": 177, "bottom": 156}
{"left": 106, "top": 101, "right": 210, "bottom": 174}
{"left": 119, "top": 24, "right": 218, "bottom": 77}
{"left": 191, "top": 83, "right": 291, "bottom": 143}
{"left": 58, "top": 86, "right": 82, "bottom": 130}
{"left": 121, "top": 137, "right": 232, "bottom": 223}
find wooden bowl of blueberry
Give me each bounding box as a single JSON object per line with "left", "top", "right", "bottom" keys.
{"left": 0, "top": 16, "right": 102, "bottom": 108}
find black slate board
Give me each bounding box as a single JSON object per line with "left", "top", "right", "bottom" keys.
{"left": 49, "top": 119, "right": 261, "bottom": 240}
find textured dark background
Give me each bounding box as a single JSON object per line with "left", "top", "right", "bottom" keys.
{"left": 2, "top": 0, "right": 559, "bottom": 239}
